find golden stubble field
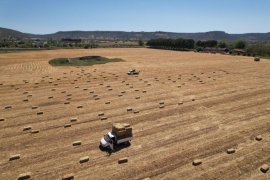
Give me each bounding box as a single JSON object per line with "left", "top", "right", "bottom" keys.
{"left": 0, "top": 48, "right": 270, "bottom": 179}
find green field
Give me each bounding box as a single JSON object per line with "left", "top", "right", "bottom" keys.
{"left": 49, "top": 56, "right": 124, "bottom": 66}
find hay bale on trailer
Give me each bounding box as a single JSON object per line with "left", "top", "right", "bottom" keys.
{"left": 112, "top": 123, "right": 133, "bottom": 138}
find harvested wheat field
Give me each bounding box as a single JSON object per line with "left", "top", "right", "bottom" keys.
{"left": 0, "top": 48, "right": 270, "bottom": 179}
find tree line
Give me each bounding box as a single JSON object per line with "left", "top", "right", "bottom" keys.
{"left": 147, "top": 38, "right": 195, "bottom": 50}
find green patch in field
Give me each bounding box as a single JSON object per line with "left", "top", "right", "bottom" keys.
{"left": 49, "top": 56, "right": 124, "bottom": 66}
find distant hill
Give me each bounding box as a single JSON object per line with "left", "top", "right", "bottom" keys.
{"left": 1, "top": 27, "right": 270, "bottom": 42}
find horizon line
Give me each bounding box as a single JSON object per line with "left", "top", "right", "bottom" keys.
{"left": 1, "top": 26, "right": 270, "bottom": 35}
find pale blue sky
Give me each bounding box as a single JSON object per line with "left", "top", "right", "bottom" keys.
{"left": 0, "top": 0, "right": 269, "bottom": 34}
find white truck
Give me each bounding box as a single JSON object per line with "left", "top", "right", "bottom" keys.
{"left": 127, "top": 69, "right": 140, "bottom": 75}
{"left": 100, "top": 123, "right": 132, "bottom": 151}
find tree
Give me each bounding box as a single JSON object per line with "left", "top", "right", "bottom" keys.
{"left": 196, "top": 40, "right": 217, "bottom": 48}
{"left": 234, "top": 40, "right": 246, "bottom": 49}
{"left": 205, "top": 40, "right": 218, "bottom": 47}
{"left": 138, "top": 40, "right": 144, "bottom": 46}
{"left": 218, "top": 41, "right": 227, "bottom": 48}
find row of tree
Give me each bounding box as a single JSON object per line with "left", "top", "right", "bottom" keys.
{"left": 146, "top": 38, "right": 248, "bottom": 50}
{"left": 147, "top": 38, "right": 195, "bottom": 49}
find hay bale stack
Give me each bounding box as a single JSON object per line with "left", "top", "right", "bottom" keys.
{"left": 9, "top": 154, "right": 21, "bottom": 161}
{"left": 112, "top": 123, "right": 133, "bottom": 138}
{"left": 118, "top": 157, "right": 128, "bottom": 164}
{"left": 18, "top": 172, "right": 31, "bottom": 180}
{"left": 77, "top": 105, "right": 83, "bottom": 108}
